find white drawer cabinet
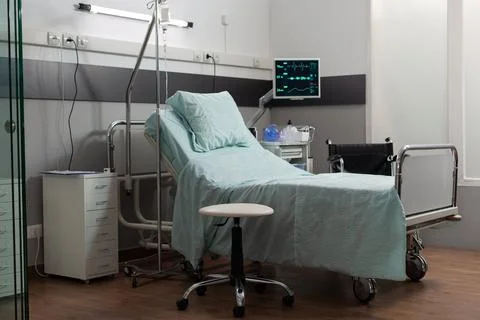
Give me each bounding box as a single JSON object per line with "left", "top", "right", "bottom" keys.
{"left": 0, "top": 178, "right": 23, "bottom": 298}
{"left": 43, "top": 172, "right": 119, "bottom": 282}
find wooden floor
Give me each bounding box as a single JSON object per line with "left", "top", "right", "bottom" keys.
{"left": 22, "top": 247, "right": 480, "bottom": 319}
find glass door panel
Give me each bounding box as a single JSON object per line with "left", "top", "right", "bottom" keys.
{"left": 0, "top": 0, "right": 28, "bottom": 319}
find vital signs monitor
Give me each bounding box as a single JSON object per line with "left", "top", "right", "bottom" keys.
{"left": 273, "top": 58, "right": 320, "bottom": 99}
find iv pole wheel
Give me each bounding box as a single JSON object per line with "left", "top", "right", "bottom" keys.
{"left": 131, "top": 272, "right": 139, "bottom": 288}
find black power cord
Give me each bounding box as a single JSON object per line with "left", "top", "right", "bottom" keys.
{"left": 66, "top": 38, "right": 79, "bottom": 171}
{"left": 206, "top": 53, "right": 217, "bottom": 92}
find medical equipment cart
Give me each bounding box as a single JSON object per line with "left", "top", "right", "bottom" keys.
{"left": 260, "top": 140, "right": 313, "bottom": 173}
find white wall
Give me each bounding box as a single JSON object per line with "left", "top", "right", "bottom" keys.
{"left": 270, "top": 0, "right": 369, "bottom": 173}
{"left": 460, "top": 0, "right": 480, "bottom": 181}
{"left": 369, "top": 0, "right": 448, "bottom": 149}
{"left": 270, "top": 0, "right": 369, "bottom": 76}
{"left": 22, "top": 0, "right": 270, "bottom": 57}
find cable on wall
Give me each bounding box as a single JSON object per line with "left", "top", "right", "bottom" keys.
{"left": 206, "top": 54, "right": 217, "bottom": 92}
{"left": 66, "top": 38, "right": 79, "bottom": 171}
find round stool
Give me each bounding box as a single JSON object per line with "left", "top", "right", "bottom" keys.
{"left": 176, "top": 203, "right": 295, "bottom": 318}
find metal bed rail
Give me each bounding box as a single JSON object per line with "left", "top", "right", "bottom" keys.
{"left": 394, "top": 144, "right": 461, "bottom": 232}
{"left": 106, "top": 120, "right": 174, "bottom": 232}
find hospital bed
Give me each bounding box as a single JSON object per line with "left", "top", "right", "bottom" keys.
{"left": 135, "top": 101, "right": 461, "bottom": 303}
{"left": 107, "top": 1, "right": 459, "bottom": 302}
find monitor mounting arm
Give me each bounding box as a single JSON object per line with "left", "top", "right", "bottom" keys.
{"left": 246, "top": 89, "right": 273, "bottom": 128}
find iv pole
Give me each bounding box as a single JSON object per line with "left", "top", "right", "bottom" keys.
{"left": 122, "top": 0, "right": 193, "bottom": 284}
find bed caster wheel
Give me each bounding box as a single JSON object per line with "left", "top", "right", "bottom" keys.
{"left": 123, "top": 266, "right": 132, "bottom": 277}
{"left": 254, "top": 283, "right": 267, "bottom": 294}
{"left": 176, "top": 298, "right": 189, "bottom": 311}
{"left": 282, "top": 294, "right": 295, "bottom": 307}
{"left": 233, "top": 306, "right": 245, "bottom": 318}
{"left": 406, "top": 253, "right": 428, "bottom": 282}
{"left": 84, "top": 280, "right": 91, "bottom": 285}
{"left": 196, "top": 286, "right": 207, "bottom": 296}
{"left": 353, "top": 278, "right": 376, "bottom": 304}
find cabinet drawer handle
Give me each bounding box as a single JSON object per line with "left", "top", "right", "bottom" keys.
{"left": 94, "top": 185, "right": 108, "bottom": 190}
{"left": 99, "top": 232, "right": 110, "bottom": 237}
{"left": 98, "top": 264, "right": 111, "bottom": 269}
{"left": 0, "top": 266, "right": 8, "bottom": 271}
{"left": 0, "top": 193, "right": 6, "bottom": 198}
{"left": 0, "top": 284, "right": 8, "bottom": 288}
{"left": 0, "top": 248, "right": 7, "bottom": 253}
{"left": 98, "top": 248, "right": 110, "bottom": 252}
{"left": 95, "top": 201, "right": 108, "bottom": 206}
{"left": 0, "top": 211, "right": 6, "bottom": 216}
{"left": 96, "top": 217, "right": 109, "bottom": 222}
{"left": 0, "top": 230, "right": 7, "bottom": 235}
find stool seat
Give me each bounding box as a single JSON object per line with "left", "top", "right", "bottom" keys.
{"left": 199, "top": 203, "right": 274, "bottom": 217}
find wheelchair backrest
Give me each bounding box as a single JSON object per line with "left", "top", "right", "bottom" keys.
{"left": 327, "top": 140, "right": 394, "bottom": 176}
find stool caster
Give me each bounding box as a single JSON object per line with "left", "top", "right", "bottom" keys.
{"left": 282, "top": 294, "right": 295, "bottom": 307}
{"left": 233, "top": 306, "right": 245, "bottom": 318}
{"left": 176, "top": 298, "right": 189, "bottom": 311}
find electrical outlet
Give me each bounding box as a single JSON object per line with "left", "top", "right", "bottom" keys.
{"left": 27, "top": 224, "right": 43, "bottom": 239}
{"left": 203, "top": 52, "right": 213, "bottom": 63}
{"left": 76, "top": 36, "right": 89, "bottom": 49}
{"left": 47, "top": 32, "right": 61, "bottom": 47}
{"left": 203, "top": 52, "right": 220, "bottom": 63}
{"left": 193, "top": 51, "right": 202, "bottom": 62}
{"left": 62, "top": 33, "right": 76, "bottom": 48}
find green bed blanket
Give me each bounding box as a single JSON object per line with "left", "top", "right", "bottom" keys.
{"left": 172, "top": 145, "right": 407, "bottom": 281}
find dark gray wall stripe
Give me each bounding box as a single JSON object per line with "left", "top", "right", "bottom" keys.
{"left": 20, "top": 59, "right": 271, "bottom": 106}
{"left": 2, "top": 58, "right": 365, "bottom": 106}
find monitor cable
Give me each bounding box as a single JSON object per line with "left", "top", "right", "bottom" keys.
{"left": 66, "top": 38, "right": 79, "bottom": 171}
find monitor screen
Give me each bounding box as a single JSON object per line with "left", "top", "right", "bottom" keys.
{"left": 273, "top": 58, "right": 320, "bottom": 99}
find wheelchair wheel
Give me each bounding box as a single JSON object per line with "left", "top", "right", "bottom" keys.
{"left": 353, "top": 278, "right": 376, "bottom": 304}
{"left": 406, "top": 253, "right": 428, "bottom": 282}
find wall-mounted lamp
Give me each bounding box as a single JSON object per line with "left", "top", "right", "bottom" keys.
{"left": 74, "top": 2, "right": 193, "bottom": 28}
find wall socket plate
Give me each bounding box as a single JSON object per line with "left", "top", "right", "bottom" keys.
{"left": 62, "top": 34, "right": 76, "bottom": 48}
{"left": 76, "top": 36, "right": 89, "bottom": 49}
{"left": 27, "top": 224, "right": 43, "bottom": 239}
{"left": 203, "top": 52, "right": 220, "bottom": 63}
{"left": 193, "top": 51, "right": 202, "bottom": 62}
{"left": 47, "top": 32, "right": 61, "bottom": 47}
